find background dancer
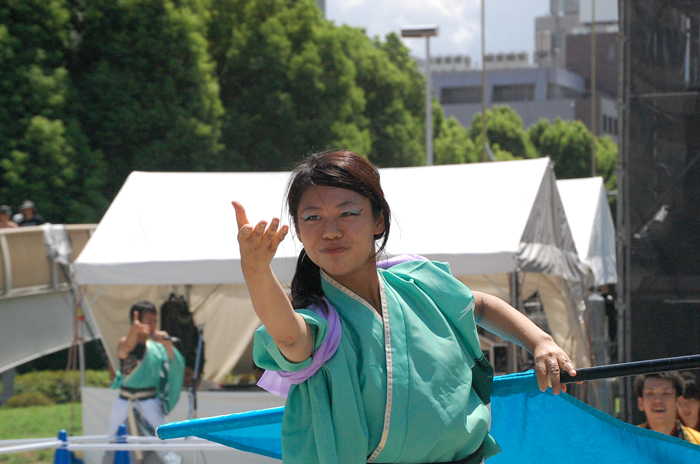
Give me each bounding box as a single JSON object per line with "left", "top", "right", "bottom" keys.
{"left": 232, "top": 150, "right": 576, "bottom": 464}
{"left": 105, "top": 301, "right": 185, "bottom": 464}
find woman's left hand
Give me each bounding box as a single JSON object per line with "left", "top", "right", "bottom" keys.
{"left": 533, "top": 338, "right": 576, "bottom": 395}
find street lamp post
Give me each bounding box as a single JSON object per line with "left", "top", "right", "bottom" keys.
{"left": 401, "top": 25, "right": 438, "bottom": 166}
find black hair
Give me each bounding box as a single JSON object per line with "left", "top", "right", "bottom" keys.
{"left": 286, "top": 150, "right": 391, "bottom": 310}
{"left": 634, "top": 372, "right": 684, "bottom": 399}
{"left": 129, "top": 301, "right": 157, "bottom": 323}
{"left": 681, "top": 371, "right": 700, "bottom": 401}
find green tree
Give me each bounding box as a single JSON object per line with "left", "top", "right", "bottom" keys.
{"left": 432, "top": 99, "right": 474, "bottom": 165}
{"left": 367, "top": 32, "right": 425, "bottom": 167}
{"left": 595, "top": 135, "right": 618, "bottom": 214}
{"left": 0, "top": 0, "right": 108, "bottom": 223}
{"left": 69, "top": 0, "right": 224, "bottom": 198}
{"left": 595, "top": 135, "right": 617, "bottom": 193}
{"left": 527, "top": 118, "right": 550, "bottom": 155}
{"left": 469, "top": 106, "right": 536, "bottom": 160}
{"left": 528, "top": 117, "right": 591, "bottom": 179}
{"left": 208, "top": 0, "right": 369, "bottom": 171}
{"left": 527, "top": 117, "right": 617, "bottom": 191}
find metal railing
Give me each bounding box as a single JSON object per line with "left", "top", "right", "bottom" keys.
{"left": 0, "top": 434, "right": 226, "bottom": 455}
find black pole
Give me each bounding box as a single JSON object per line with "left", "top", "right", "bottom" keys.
{"left": 188, "top": 324, "right": 205, "bottom": 420}
{"left": 560, "top": 354, "right": 700, "bottom": 384}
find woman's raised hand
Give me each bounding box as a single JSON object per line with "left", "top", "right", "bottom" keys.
{"left": 232, "top": 201, "right": 289, "bottom": 275}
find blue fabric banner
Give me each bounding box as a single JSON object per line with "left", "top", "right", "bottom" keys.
{"left": 157, "top": 371, "right": 700, "bottom": 462}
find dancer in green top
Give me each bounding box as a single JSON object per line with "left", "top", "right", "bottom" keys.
{"left": 232, "top": 151, "right": 576, "bottom": 464}
{"left": 107, "top": 301, "right": 186, "bottom": 437}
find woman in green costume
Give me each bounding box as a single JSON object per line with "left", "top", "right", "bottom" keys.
{"left": 232, "top": 151, "right": 576, "bottom": 464}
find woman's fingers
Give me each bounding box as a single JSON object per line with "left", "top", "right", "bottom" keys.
{"left": 547, "top": 360, "right": 563, "bottom": 395}
{"left": 534, "top": 359, "right": 549, "bottom": 392}
{"left": 231, "top": 201, "right": 288, "bottom": 255}
{"left": 253, "top": 220, "right": 268, "bottom": 237}
{"left": 270, "top": 225, "right": 289, "bottom": 249}
{"left": 231, "top": 201, "right": 250, "bottom": 230}
{"left": 534, "top": 343, "right": 576, "bottom": 395}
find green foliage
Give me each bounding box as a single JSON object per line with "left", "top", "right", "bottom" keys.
{"left": 208, "top": 0, "right": 370, "bottom": 170}
{"left": 528, "top": 117, "right": 594, "bottom": 179}
{"left": 2, "top": 0, "right": 436, "bottom": 220}
{"left": 5, "top": 392, "right": 54, "bottom": 408}
{"left": 469, "top": 106, "right": 537, "bottom": 160}
{"left": 69, "top": 0, "right": 224, "bottom": 198}
{"left": 0, "top": 0, "right": 109, "bottom": 223}
{"left": 595, "top": 136, "right": 618, "bottom": 192}
{"left": 432, "top": 99, "right": 473, "bottom": 165}
{"left": 208, "top": 0, "right": 430, "bottom": 170}
{"left": 13, "top": 370, "right": 111, "bottom": 405}
{"left": 365, "top": 32, "right": 425, "bottom": 167}
{"left": 595, "top": 135, "right": 618, "bottom": 213}
{"left": 464, "top": 110, "right": 618, "bottom": 194}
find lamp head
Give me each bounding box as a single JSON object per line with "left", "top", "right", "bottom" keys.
{"left": 400, "top": 25, "right": 438, "bottom": 38}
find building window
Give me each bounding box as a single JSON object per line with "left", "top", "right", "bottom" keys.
{"left": 547, "top": 84, "right": 580, "bottom": 99}
{"left": 440, "top": 86, "right": 483, "bottom": 104}
{"left": 601, "top": 115, "right": 619, "bottom": 136}
{"left": 492, "top": 84, "right": 535, "bottom": 102}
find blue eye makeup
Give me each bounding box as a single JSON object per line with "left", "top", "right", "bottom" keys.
{"left": 341, "top": 208, "right": 362, "bottom": 217}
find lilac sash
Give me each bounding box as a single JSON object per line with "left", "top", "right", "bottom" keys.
{"left": 257, "top": 255, "right": 426, "bottom": 398}
{"left": 257, "top": 298, "right": 341, "bottom": 398}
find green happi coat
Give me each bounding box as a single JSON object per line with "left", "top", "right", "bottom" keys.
{"left": 111, "top": 339, "right": 186, "bottom": 415}
{"left": 254, "top": 260, "right": 501, "bottom": 463}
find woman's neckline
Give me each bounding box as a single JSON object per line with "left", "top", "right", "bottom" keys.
{"left": 321, "top": 269, "right": 384, "bottom": 318}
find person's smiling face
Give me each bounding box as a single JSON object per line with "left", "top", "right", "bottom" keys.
{"left": 638, "top": 378, "right": 679, "bottom": 430}
{"left": 678, "top": 396, "right": 700, "bottom": 428}
{"left": 296, "top": 186, "right": 384, "bottom": 284}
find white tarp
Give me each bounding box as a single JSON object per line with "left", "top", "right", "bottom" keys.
{"left": 0, "top": 224, "right": 98, "bottom": 374}
{"left": 76, "top": 158, "right": 584, "bottom": 284}
{"left": 75, "top": 157, "right": 592, "bottom": 381}
{"left": 557, "top": 177, "right": 617, "bottom": 287}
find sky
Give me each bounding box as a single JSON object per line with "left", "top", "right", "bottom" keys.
{"left": 325, "top": 0, "right": 551, "bottom": 67}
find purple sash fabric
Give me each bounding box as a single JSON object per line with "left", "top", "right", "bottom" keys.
{"left": 257, "top": 298, "right": 341, "bottom": 398}
{"left": 257, "top": 255, "right": 427, "bottom": 398}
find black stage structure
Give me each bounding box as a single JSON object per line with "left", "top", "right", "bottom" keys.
{"left": 617, "top": 0, "right": 700, "bottom": 422}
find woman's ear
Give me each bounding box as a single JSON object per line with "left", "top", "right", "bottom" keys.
{"left": 374, "top": 213, "right": 386, "bottom": 236}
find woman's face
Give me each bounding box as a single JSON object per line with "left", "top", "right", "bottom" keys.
{"left": 296, "top": 186, "right": 384, "bottom": 283}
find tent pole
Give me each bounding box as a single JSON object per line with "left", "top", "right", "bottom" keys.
{"left": 508, "top": 271, "right": 522, "bottom": 373}
{"left": 79, "top": 321, "right": 86, "bottom": 387}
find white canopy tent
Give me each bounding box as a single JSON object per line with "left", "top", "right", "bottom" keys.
{"left": 556, "top": 177, "right": 617, "bottom": 287}
{"left": 75, "top": 157, "right": 592, "bottom": 382}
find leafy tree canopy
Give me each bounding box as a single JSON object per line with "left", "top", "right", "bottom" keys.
{"left": 469, "top": 106, "right": 538, "bottom": 161}
{"left": 69, "top": 0, "right": 224, "bottom": 198}
{"left": 0, "top": 0, "right": 107, "bottom": 223}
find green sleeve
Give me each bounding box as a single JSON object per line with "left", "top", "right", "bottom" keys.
{"left": 162, "top": 346, "right": 185, "bottom": 415}
{"left": 253, "top": 309, "right": 329, "bottom": 372}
